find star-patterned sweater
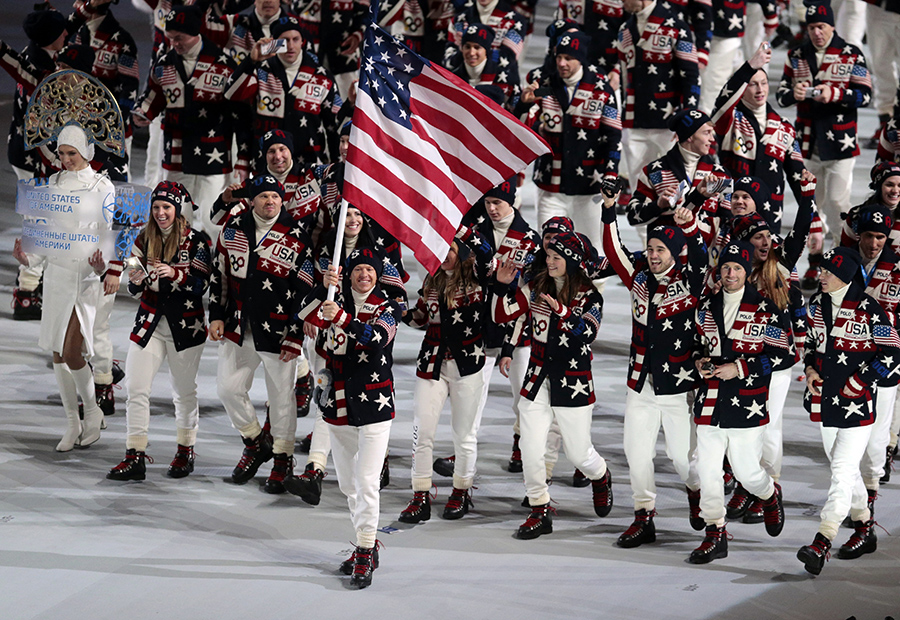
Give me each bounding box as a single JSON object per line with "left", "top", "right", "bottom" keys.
{"left": 712, "top": 61, "right": 817, "bottom": 234}
{"left": 403, "top": 226, "right": 495, "bottom": 380}
{"left": 225, "top": 50, "right": 340, "bottom": 168}
{"left": 518, "top": 65, "right": 622, "bottom": 194}
{"left": 554, "top": 0, "right": 629, "bottom": 72}
{"left": 0, "top": 41, "right": 56, "bottom": 176}
{"left": 693, "top": 283, "right": 793, "bottom": 427}
{"left": 291, "top": 0, "right": 367, "bottom": 76}
{"left": 804, "top": 282, "right": 900, "bottom": 428}
{"left": 464, "top": 205, "right": 538, "bottom": 356}
{"left": 627, "top": 144, "right": 731, "bottom": 228}
{"left": 297, "top": 284, "right": 400, "bottom": 426}
{"left": 135, "top": 38, "right": 239, "bottom": 175}
{"left": 494, "top": 278, "right": 604, "bottom": 407}
{"left": 127, "top": 227, "right": 213, "bottom": 351}
{"left": 209, "top": 206, "right": 315, "bottom": 355}
{"left": 603, "top": 204, "right": 706, "bottom": 395}
{"left": 613, "top": 0, "right": 701, "bottom": 129}
{"left": 776, "top": 34, "right": 871, "bottom": 161}
{"left": 445, "top": 0, "right": 527, "bottom": 74}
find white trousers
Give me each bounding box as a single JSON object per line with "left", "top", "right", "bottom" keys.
{"left": 124, "top": 320, "right": 203, "bottom": 451}
{"left": 762, "top": 367, "right": 792, "bottom": 481}
{"left": 860, "top": 384, "right": 897, "bottom": 486}
{"left": 144, "top": 117, "right": 164, "bottom": 188}
{"left": 329, "top": 419, "right": 392, "bottom": 549}
{"left": 699, "top": 36, "right": 743, "bottom": 114}
{"left": 410, "top": 359, "right": 484, "bottom": 491}
{"left": 892, "top": 396, "right": 900, "bottom": 448}
{"left": 623, "top": 383, "right": 700, "bottom": 510}
{"left": 696, "top": 425, "right": 774, "bottom": 525}
{"left": 217, "top": 335, "right": 297, "bottom": 455}
{"left": 535, "top": 189, "right": 603, "bottom": 249}
{"left": 622, "top": 128, "right": 675, "bottom": 195}
{"left": 866, "top": 5, "right": 900, "bottom": 115}
{"left": 480, "top": 347, "right": 529, "bottom": 435}
{"left": 805, "top": 155, "right": 855, "bottom": 241}
{"left": 740, "top": 3, "right": 766, "bottom": 64}
{"left": 819, "top": 424, "right": 872, "bottom": 538}
{"left": 163, "top": 170, "right": 228, "bottom": 237}
{"left": 519, "top": 381, "right": 607, "bottom": 506}
{"left": 92, "top": 288, "right": 117, "bottom": 384}
{"left": 307, "top": 349, "right": 333, "bottom": 470}
{"left": 832, "top": 0, "right": 866, "bottom": 47}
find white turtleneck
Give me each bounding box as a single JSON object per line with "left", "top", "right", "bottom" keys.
{"left": 279, "top": 53, "right": 303, "bottom": 88}
{"left": 351, "top": 287, "right": 370, "bottom": 314}
{"left": 814, "top": 34, "right": 833, "bottom": 69}
{"left": 465, "top": 59, "right": 487, "bottom": 85}
{"left": 723, "top": 287, "right": 743, "bottom": 333}
{"left": 636, "top": 1, "right": 657, "bottom": 34}
{"left": 492, "top": 211, "right": 514, "bottom": 250}
{"left": 563, "top": 66, "right": 584, "bottom": 103}
{"left": 553, "top": 275, "right": 566, "bottom": 293}
{"left": 678, "top": 144, "right": 702, "bottom": 183}
{"left": 829, "top": 282, "right": 851, "bottom": 319}
{"left": 86, "top": 13, "right": 103, "bottom": 39}
{"left": 253, "top": 210, "right": 278, "bottom": 245}
{"left": 181, "top": 38, "right": 203, "bottom": 76}
{"left": 268, "top": 165, "right": 290, "bottom": 185}
{"left": 344, "top": 234, "right": 359, "bottom": 256}
{"left": 256, "top": 8, "right": 281, "bottom": 38}
{"left": 477, "top": 0, "right": 499, "bottom": 22}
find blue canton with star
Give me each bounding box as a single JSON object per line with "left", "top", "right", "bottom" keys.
{"left": 360, "top": 25, "right": 429, "bottom": 131}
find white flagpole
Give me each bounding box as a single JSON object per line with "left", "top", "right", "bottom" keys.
{"left": 327, "top": 197, "right": 350, "bottom": 302}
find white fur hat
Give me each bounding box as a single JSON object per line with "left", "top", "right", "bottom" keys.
{"left": 57, "top": 124, "right": 95, "bottom": 161}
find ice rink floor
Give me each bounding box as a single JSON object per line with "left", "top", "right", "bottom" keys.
{"left": 0, "top": 3, "right": 899, "bottom": 619}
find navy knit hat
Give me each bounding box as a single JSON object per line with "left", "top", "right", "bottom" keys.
{"left": 260, "top": 129, "right": 294, "bottom": 156}
{"left": 165, "top": 6, "right": 203, "bottom": 36}
{"left": 732, "top": 212, "right": 771, "bottom": 242}
{"left": 249, "top": 174, "right": 285, "bottom": 199}
{"left": 869, "top": 161, "right": 900, "bottom": 191}
{"left": 462, "top": 24, "right": 495, "bottom": 50}
{"left": 669, "top": 108, "right": 712, "bottom": 143}
{"left": 804, "top": 0, "right": 835, "bottom": 26}
{"left": 346, "top": 247, "right": 383, "bottom": 279}
{"left": 720, "top": 240, "right": 754, "bottom": 274}
{"left": 339, "top": 120, "right": 353, "bottom": 137}
{"left": 546, "top": 18, "right": 580, "bottom": 40}
{"left": 542, "top": 216, "right": 574, "bottom": 236}
{"left": 271, "top": 15, "right": 303, "bottom": 39}
{"left": 57, "top": 45, "right": 95, "bottom": 74}
{"left": 555, "top": 31, "right": 590, "bottom": 66}
{"left": 152, "top": 180, "right": 192, "bottom": 217}
{"left": 821, "top": 247, "right": 863, "bottom": 284}
{"left": 548, "top": 231, "right": 590, "bottom": 273}
{"left": 475, "top": 84, "right": 505, "bottom": 106}
{"left": 484, "top": 177, "right": 516, "bottom": 205}
{"left": 733, "top": 176, "right": 770, "bottom": 210}
{"left": 853, "top": 204, "right": 894, "bottom": 236}
{"left": 23, "top": 10, "right": 67, "bottom": 48}
{"left": 647, "top": 225, "right": 686, "bottom": 257}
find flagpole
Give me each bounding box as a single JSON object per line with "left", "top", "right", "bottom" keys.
{"left": 326, "top": 197, "right": 349, "bottom": 302}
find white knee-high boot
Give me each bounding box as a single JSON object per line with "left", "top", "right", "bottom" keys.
{"left": 70, "top": 364, "right": 102, "bottom": 447}
{"left": 53, "top": 363, "right": 82, "bottom": 452}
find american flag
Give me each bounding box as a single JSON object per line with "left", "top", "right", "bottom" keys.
{"left": 222, "top": 227, "right": 248, "bottom": 255}
{"left": 344, "top": 22, "right": 550, "bottom": 273}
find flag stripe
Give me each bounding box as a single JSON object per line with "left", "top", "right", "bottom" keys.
{"left": 345, "top": 23, "right": 549, "bottom": 274}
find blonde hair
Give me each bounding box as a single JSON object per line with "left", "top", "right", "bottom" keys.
{"left": 750, "top": 250, "right": 790, "bottom": 310}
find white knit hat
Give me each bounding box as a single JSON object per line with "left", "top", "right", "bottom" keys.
{"left": 57, "top": 124, "right": 95, "bottom": 161}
